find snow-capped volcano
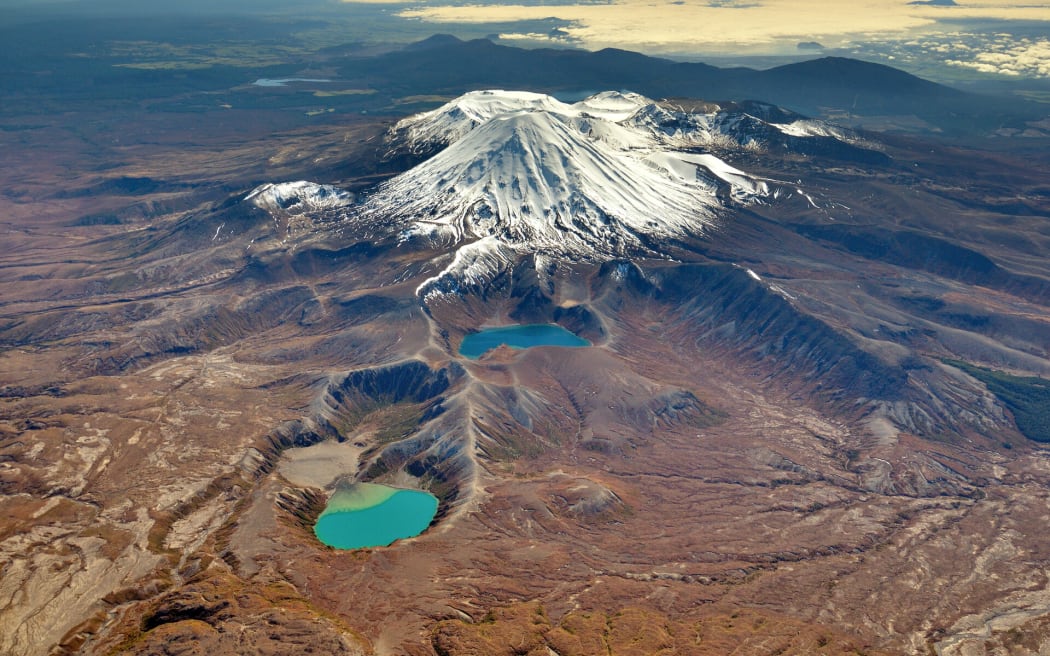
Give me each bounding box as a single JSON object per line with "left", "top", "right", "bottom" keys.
{"left": 249, "top": 91, "right": 872, "bottom": 299}
{"left": 374, "top": 101, "right": 769, "bottom": 250}
{"left": 359, "top": 91, "right": 791, "bottom": 296}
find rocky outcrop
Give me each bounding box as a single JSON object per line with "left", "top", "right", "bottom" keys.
{"left": 430, "top": 602, "right": 890, "bottom": 656}
{"left": 321, "top": 359, "right": 462, "bottom": 414}
{"left": 592, "top": 260, "right": 1015, "bottom": 440}
{"left": 796, "top": 224, "right": 1050, "bottom": 304}
{"left": 617, "top": 262, "right": 907, "bottom": 401}
{"left": 120, "top": 574, "right": 367, "bottom": 656}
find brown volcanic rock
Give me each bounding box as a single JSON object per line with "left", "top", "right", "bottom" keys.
{"left": 111, "top": 574, "right": 367, "bottom": 656}
{"left": 4, "top": 83, "right": 1050, "bottom": 656}
{"left": 432, "top": 602, "right": 890, "bottom": 656}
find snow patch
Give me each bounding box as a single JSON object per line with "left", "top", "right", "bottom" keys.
{"left": 245, "top": 181, "right": 353, "bottom": 213}
{"left": 776, "top": 120, "right": 841, "bottom": 138}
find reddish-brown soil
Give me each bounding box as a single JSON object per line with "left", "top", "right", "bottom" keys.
{"left": 3, "top": 99, "right": 1050, "bottom": 656}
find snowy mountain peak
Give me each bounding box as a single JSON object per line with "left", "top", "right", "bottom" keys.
{"left": 372, "top": 105, "right": 771, "bottom": 249}
{"left": 391, "top": 90, "right": 869, "bottom": 158}
{"left": 390, "top": 90, "right": 572, "bottom": 152}
{"left": 390, "top": 90, "right": 656, "bottom": 152}
{"left": 253, "top": 91, "right": 872, "bottom": 301}
{"left": 357, "top": 90, "right": 800, "bottom": 299}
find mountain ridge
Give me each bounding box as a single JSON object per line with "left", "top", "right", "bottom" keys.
{"left": 347, "top": 90, "right": 880, "bottom": 297}
{"left": 337, "top": 36, "right": 1047, "bottom": 134}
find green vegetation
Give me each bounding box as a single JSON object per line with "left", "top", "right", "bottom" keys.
{"left": 372, "top": 404, "right": 429, "bottom": 445}
{"left": 945, "top": 359, "right": 1050, "bottom": 443}
{"left": 109, "top": 40, "right": 309, "bottom": 70}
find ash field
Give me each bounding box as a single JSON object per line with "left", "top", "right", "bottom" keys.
{"left": 2, "top": 17, "right": 1050, "bottom": 656}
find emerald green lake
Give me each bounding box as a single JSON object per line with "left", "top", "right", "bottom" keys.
{"left": 459, "top": 323, "right": 590, "bottom": 359}
{"left": 314, "top": 483, "right": 438, "bottom": 550}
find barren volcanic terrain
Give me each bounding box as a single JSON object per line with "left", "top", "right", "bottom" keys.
{"left": 2, "top": 53, "right": 1050, "bottom": 656}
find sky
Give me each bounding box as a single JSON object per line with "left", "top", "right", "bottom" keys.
{"left": 348, "top": 0, "right": 1050, "bottom": 79}
{"left": 2, "top": 0, "right": 1047, "bottom": 81}
{"left": 381, "top": 0, "right": 1048, "bottom": 53}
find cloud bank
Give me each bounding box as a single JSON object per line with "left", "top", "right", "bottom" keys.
{"left": 947, "top": 38, "right": 1050, "bottom": 77}
{"left": 359, "top": 0, "right": 1050, "bottom": 57}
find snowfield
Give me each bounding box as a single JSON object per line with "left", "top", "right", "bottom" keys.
{"left": 365, "top": 91, "right": 791, "bottom": 296}
{"left": 253, "top": 91, "right": 864, "bottom": 299}
{"left": 245, "top": 181, "right": 353, "bottom": 213}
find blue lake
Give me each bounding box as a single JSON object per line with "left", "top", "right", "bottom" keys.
{"left": 459, "top": 324, "right": 591, "bottom": 359}
{"left": 314, "top": 483, "right": 438, "bottom": 550}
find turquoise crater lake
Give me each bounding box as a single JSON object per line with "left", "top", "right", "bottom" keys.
{"left": 459, "top": 323, "right": 590, "bottom": 359}
{"left": 314, "top": 483, "right": 438, "bottom": 550}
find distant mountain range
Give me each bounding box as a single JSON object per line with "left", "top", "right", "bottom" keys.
{"left": 336, "top": 35, "right": 1048, "bottom": 135}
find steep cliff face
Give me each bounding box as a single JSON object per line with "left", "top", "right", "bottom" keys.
{"left": 618, "top": 262, "right": 1016, "bottom": 440}
{"left": 638, "top": 263, "right": 909, "bottom": 401}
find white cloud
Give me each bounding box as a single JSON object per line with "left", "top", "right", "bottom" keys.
{"left": 394, "top": 0, "right": 939, "bottom": 53}
{"left": 948, "top": 39, "right": 1050, "bottom": 77}
{"left": 376, "top": 0, "right": 1050, "bottom": 58}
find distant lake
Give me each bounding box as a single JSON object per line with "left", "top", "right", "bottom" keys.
{"left": 314, "top": 483, "right": 437, "bottom": 550}
{"left": 459, "top": 323, "right": 590, "bottom": 359}
{"left": 252, "top": 78, "right": 331, "bottom": 87}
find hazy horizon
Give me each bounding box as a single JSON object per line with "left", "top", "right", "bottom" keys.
{"left": 1, "top": 0, "right": 1048, "bottom": 83}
